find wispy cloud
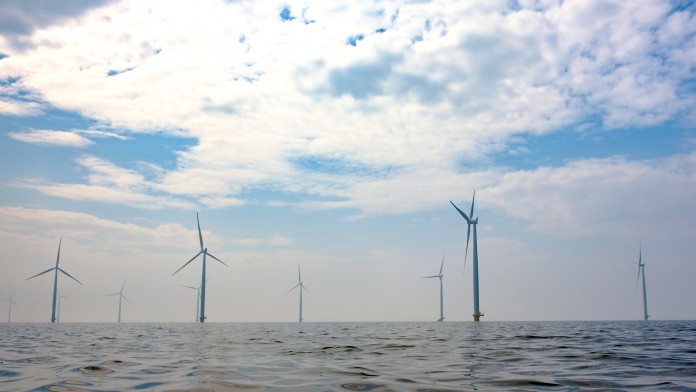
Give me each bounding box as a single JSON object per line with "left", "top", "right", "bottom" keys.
{"left": 8, "top": 129, "right": 93, "bottom": 147}
{"left": 13, "top": 156, "right": 193, "bottom": 209}
{"left": 484, "top": 152, "right": 696, "bottom": 240}
{"left": 0, "top": 99, "right": 42, "bottom": 116}
{"left": 7, "top": 129, "right": 128, "bottom": 147}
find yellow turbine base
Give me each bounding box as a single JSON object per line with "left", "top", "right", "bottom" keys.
{"left": 473, "top": 315, "right": 480, "bottom": 322}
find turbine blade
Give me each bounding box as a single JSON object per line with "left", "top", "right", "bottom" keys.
{"left": 298, "top": 265, "right": 301, "bottom": 283}
{"left": 171, "top": 251, "right": 203, "bottom": 276}
{"left": 122, "top": 294, "right": 129, "bottom": 304}
{"left": 106, "top": 293, "right": 120, "bottom": 297}
{"left": 450, "top": 201, "right": 471, "bottom": 222}
{"left": 121, "top": 280, "right": 126, "bottom": 292}
{"left": 469, "top": 190, "right": 476, "bottom": 218}
{"left": 423, "top": 275, "right": 439, "bottom": 278}
{"left": 286, "top": 283, "right": 300, "bottom": 294}
{"left": 58, "top": 267, "right": 83, "bottom": 285}
{"left": 25, "top": 267, "right": 55, "bottom": 280}
{"left": 182, "top": 285, "right": 198, "bottom": 290}
{"left": 206, "top": 252, "right": 228, "bottom": 267}
{"left": 196, "top": 212, "right": 204, "bottom": 251}
{"left": 439, "top": 254, "right": 445, "bottom": 275}
{"left": 464, "top": 223, "right": 471, "bottom": 270}
{"left": 301, "top": 284, "right": 309, "bottom": 293}
{"left": 55, "top": 238, "right": 62, "bottom": 267}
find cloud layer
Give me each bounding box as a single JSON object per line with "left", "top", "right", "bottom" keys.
{"left": 1, "top": 1, "right": 694, "bottom": 215}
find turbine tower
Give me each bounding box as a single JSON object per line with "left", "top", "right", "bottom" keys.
{"left": 637, "top": 244, "right": 649, "bottom": 321}
{"left": 286, "top": 265, "right": 308, "bottom": 322}
{"left": 2, "top": 290, "right": 18, "bottom": 323}
{"left": 26, "top": 238, "right": 83, "bottom": 323}
{"left": 423, "top": 254, "right": 445, "bottom": 322}
{"left": 172, "top": 213, "right": 227, "bottom": 323}
{"left": 450, "top": 191, "right": 484, "bottom": 321}
{"left": 107, "top": 280, "right": 128, "bottom": 323}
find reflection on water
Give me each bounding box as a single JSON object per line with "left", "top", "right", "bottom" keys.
{"left": 1, "top": 321, "right": 695, "bottom": 391}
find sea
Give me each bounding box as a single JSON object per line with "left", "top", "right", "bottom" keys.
{"left": 1, "top": 321, "right": 695, "bottom": 391}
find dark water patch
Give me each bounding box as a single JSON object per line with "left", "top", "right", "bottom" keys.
{"left": 382, "top": 343, "right": 415, "bottom": 350}
{"left": 78, "top": 365, "right": 112, "bottom": 375}
{"left": 484, "top": 378, "right": 562, "bottom": 387}
{"left": 103, "top": 359, "right": 140, "bottom": 366}
{"left": 321, "top": 345, "right": 362, "bottom": 353}
{"left": 0, "top": 370, "right": 20, "bottom": 377}
{"left": 561, "top": 378, "right": 628, "bottom": 388}
{"left": 141, "top": 368, "right": 170, "bottom": 374}
{"left": 204, "top": 380, "right": 265, "bottom": 390}
{"left": 133, "top": 381, "right": 166, "bottom": 389}
{"left": 339, "top": 382, "right": 388, "bottom": 391}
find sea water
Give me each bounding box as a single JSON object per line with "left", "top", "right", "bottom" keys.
{"left": 1, "top": 321, "right": 695, "bottom": 391}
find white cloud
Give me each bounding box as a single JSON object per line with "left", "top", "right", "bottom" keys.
{"left": 8, "top": 129, "right": 93, "bottom": 147}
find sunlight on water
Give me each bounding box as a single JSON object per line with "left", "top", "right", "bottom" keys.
{"left": 1, "top": 321, "right": 695, "bottom": 391}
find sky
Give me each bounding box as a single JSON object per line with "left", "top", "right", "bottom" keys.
{"left": 1, "top": 0, "right": 695, "bottom": 323}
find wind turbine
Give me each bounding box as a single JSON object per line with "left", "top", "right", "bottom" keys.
{"left": 286, "top": 265, "right": 308, "bottom": 322}
{"left": 636, "top": 244, "right": 649, "bottom": 320}
{"left": 2, "top": 290, "right": 18, "bottom": 323}
{"left": 106, "top": 280, "right": 128, "bottom": 323}
{"left": 423, "top": 254, "right": 445, "bottom": 322}
{"left": 25, "top": 238, "right": 83, "bottom": 323}
{"left": 182, "top": 276, "right": 209, "bottom": 322}
{"left": 56, "top": 290, "right": 70, "bottom": 323}
{"left": 450, "top": 191, "right": 484, "bottom": 321}
{"left": 172, "top": 213, "right": 227, "bottom": 323}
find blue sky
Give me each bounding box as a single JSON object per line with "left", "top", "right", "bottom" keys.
{"left": 1, "top": 0, "right": 695, "bottom": 322}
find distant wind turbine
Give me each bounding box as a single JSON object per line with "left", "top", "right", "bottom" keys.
{"left": 286, "top": 265, "right": 308, "bottom": 322}
{"left": 636, "top": 244, "right": 649, "bottom": 321}
{"left": 423, "top": 254, "right": 445, "bottom": 322}
{"left": 172, "top": 213, "right": 228, "bottom": 323}
{"left": 2, "top": 290, "right": 18, "bottom": 323}
{"left": 106, "top": 280, "right": 128, "bottom": 323}
{"left": 183, "top": 276, "right": 209, "bottom": 322}
{"left": 56, "top": 290, "right": 70, "bottom": 323}
{"left": 450, "top": 191, "right": 484, "bottom": 321}
{"left": 25, "top": 238, "right": 83, "bottom": 323}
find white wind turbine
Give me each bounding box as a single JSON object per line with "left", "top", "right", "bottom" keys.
{"left": 172, "top": 213, "right": 228, "bottom": 322}
{"left": 182, "top": 276, "right": 209, "bottom": 323}
{"left": 286, "top": 265, "right": 308, "bottom": 322}
{"left": 106, "top": 280, "right": 128, "bottom": 323}
{"left": 450, "top": 191, "right": 484, "bottom": 321}
{"left": 423, "top": 254, "right": 445, "bottom": 322}
{"left": 26, "top": 238, "right": 83, "bottom": 323}
{"left": 636, "top": 244, "right": 649, "bottom": 321}
{"left": 2, "top": 290, "right": 18, "bottom": 323}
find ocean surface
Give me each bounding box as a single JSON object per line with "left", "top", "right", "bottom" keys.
{"left": 1, "top": 321, "right": 695, "bottom": 391}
